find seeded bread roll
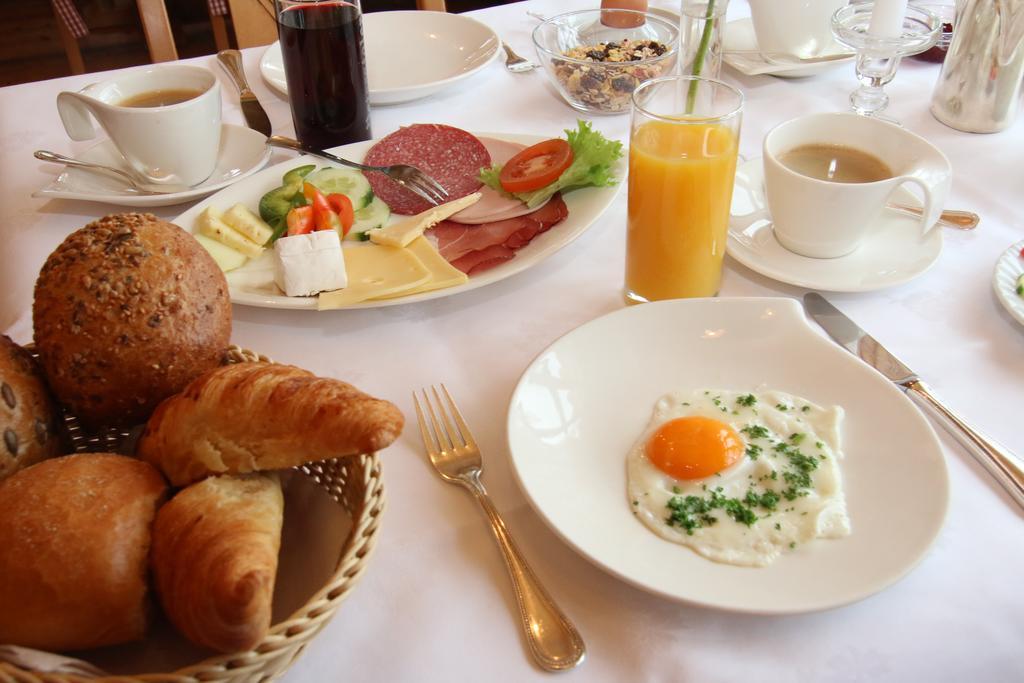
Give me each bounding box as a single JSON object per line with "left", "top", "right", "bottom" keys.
{"left": 0, "top": 453, "right": 168, "bottom": 650}
{"left": 33, "top": 213, "right": 232, "bottom": 427}
{"left": 0, "top": 335, "right": 62, "bottom": 481}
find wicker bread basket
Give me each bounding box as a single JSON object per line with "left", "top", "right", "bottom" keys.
{"left": 0, "top": 346, "right": 385, "bottom": 683}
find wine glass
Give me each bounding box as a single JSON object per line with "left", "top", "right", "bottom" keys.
{"left": 831, "top": 3, "right": 940, "bottom": 119}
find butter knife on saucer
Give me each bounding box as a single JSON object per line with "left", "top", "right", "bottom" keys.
{"left": 217, "top": 49, "right": 272, "bottom": 137}
{"left": 803, "top": 292, "right": 1024, "bottom": 512}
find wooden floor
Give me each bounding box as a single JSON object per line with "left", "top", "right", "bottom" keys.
{"left": 0, "top": 0, "right": 515, "bottom": 87}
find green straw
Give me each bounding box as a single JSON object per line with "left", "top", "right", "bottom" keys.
{"left": 686, "top": 0, "right": 717, "bottom": 113}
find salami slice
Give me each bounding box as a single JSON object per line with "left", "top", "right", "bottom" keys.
{"left": 363, "top": 124, "right": 491, "bottom": 215}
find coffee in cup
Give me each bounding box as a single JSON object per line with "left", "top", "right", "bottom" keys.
{"left": 762, "top": 112, "right": 951, "bottom": 259}
{"left": 56, "top": 65, "right": 222, "bottom": 187}
{"left": 748, "top": 0, "right": 848, "bottom": 58}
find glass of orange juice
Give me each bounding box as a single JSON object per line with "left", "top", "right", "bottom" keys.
{"left": 624, "top": 76, "right": 743, "bottom": 303}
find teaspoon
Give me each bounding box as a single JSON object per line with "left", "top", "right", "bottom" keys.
{"left": 34, "top": 150, "right": 190, "bottom": 194}
{"left": 888, "top": 202, "right": 980, "bottom": 230}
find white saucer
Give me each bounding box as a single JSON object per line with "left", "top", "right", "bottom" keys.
{"left": 261, "top": 11, "right": 500, "bottom": 106}
{"left": 723, "top": 18, "right": 854, "bottom": 78}
{"left": 33, "top": 124, "right": 271, "bottom": 208}
{"left": 993, "top": 239, "right": 1024, "bottom": 326}
{"left": 728, "top": 158, "right": 944, "bottom": 292}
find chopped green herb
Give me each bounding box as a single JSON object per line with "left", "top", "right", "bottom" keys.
{"left": 740, "top": 425, "right": 771, "bottom": 439}
{"left": 801, "top": 405, "right": 811, "bottom": 413}
{"left": 815, "top": 441, "right": 824, "bottom": 449}
{"left": 789, "top": 433, "right": 806, "bottom": 444}
{"left": 789, "top": 542, "right": 796, "bottom": 549}
{"left": 746, "top": 444, "right": 763, "bottom": 460}
{"left": 775, "top": 403, "right": 790, "bottom": 411}
{"left": 774, "top": 522, "right": 781, "bottom": 531}
{"left": 737, "top": 394, "right": 757, "bottom": 407}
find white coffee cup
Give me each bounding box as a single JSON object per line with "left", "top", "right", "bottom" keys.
{"left": 56, "top": 65, "right": 222, "bottom": 187}
{"left": 763, "top": 112, "right": 951, "bottom": 259}
{"left": 748, "top": 0, "right": 848, "bottom": 58}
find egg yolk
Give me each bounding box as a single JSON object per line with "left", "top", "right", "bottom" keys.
{"left": 646, "top": 416, "right": 743, "bottom": 480}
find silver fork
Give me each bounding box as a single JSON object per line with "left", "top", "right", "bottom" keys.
{"left": 502, "top": 42, "right": 539, "bottom": 73}
{"left": 267, "top": 135, "right": 449, "bottom": 206}
{"left": 413, "top": 384, "right": 586, "bottom": 672}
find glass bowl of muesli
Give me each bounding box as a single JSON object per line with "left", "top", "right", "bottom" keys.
{"left": 533, "top": 9, "right": 679, "bottom": 115}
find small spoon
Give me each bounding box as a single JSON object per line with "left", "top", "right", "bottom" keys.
{"left": 888, "top": 202, "right": 980, "bottom": 230}
{"left": 34, "top": 150, "right": 190, "bottom": 194}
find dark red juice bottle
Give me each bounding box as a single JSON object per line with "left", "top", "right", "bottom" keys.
{"left": 277, "top": 0, "right": 371, "bottom": 149}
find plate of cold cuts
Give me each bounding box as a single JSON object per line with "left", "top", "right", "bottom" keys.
{"left": 173, "top": 123, "right": 623, "bottom": 310}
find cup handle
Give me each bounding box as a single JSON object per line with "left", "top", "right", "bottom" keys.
{"left": 56, "top": 92, "right": 98, "bottom": 141}
{"left": 893, "top": 176, "right": 939, "bottom": 234}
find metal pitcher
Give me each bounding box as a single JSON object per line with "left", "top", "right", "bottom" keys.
{"left": 930, "top": 0, "right": 1024, "bottom": 133}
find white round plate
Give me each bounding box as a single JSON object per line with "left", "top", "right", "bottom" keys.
{"left": 507, "top": 297, "right": 948, "bottom": 614}
{"left": 173, "top": 132, "right": 622, "bottom": 310}
{"left": 723, "top": 17, "right": 854, "bottom": 78}
{"left": 993, "top": 239, "right": 1024, "bottom": 326}
{"left": 33, "top": 124, "right": 271, "bottom": 208}
{"left": 728, "top": 158, "right": 943, "bottom": 292}
{"left": 260, "top": 11, "right": 500, "bottom": 105}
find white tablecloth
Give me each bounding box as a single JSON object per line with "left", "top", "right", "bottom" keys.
{"left": 2, "top": 1, "right": 1022, "bottom": 681}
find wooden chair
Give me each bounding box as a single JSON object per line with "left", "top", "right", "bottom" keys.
{"left": 135, "top": 0, "right": 178, "bottom": 62}
{"left": 225, "top": 0, "right": 278, "bottom": 48}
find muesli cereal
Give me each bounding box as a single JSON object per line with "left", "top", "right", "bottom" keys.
{"left": 553, "top": 39, "right": 673, "bottom": 112}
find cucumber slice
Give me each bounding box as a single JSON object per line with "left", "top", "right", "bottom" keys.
{"left": 347, "top": 196, "right": 391, "bottom": 241}
{"left": 282, "top": 164, "right": 315, "bottom": 186}
{"left": 304, "top": 167, "right": 373, "bottom": 210}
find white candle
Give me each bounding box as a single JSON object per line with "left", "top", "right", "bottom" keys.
{"left": 868, "top": 0, "right": 908, "bottom": 38}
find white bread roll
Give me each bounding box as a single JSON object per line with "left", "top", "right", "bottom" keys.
{"left": 0, "top": 453, "right": 167, "bottom": 650}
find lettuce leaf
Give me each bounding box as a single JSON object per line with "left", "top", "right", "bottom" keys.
{"left": 479, "top": 120, "right": 623, "bottom": 209}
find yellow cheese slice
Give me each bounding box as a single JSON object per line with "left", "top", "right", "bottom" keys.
{"left": 368, "top": 192, "right": 482, "bottom": 248}
{"left": 194, "top": 233, "right": 248, "bottom": 272}
{"left": 223, "top": 204, "right": 274, "bottom": 244}
{"left": 317, "top": 244, "right": 431, "bottom": 309}
{"left": 197, "top": 207, "right": 263, "bottom": 258}
{"left": 372, "top": 237, "right": 467, "bottom": 300}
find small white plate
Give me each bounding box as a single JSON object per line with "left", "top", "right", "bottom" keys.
{"left": 507, "top": 297, "right": 948, "bottom": 614}
{"left": 993, "top": 239, "right": 1024, "bottom": 326}
{"left": 728, "top": 158, "right": 943, "bottom": 292}
{"left": 723, "top": 17, "right": 854, "bottom": 78}
{"left": 33, "top": 124, "right": 271, "bottom": 208}
{"left": 261, "top": 11, "right": 500, "bottom": 106}
{"left": 172, "top": 132, "right": 622, "bottom": 310}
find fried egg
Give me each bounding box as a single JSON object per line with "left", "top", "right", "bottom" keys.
{"left": 627, "top": 389, "right": 850, "bottom": 567}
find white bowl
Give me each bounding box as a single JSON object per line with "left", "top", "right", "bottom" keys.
{"left": 260, "top": 11, "right": 500, "bottom": 106}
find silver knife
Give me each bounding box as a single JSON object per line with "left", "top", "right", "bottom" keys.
{"left": 803, "top": 292, "right": 1024, "bottom": 511}
{"left": 217, "top": 49, "right": 272, "bottom": 137}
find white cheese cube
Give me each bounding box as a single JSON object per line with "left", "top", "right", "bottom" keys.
{"left": 273, "top": 230, "right": 347, "bottom": 297}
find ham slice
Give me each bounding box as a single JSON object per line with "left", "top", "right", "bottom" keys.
{"left": 448, "top": 137, "right": 551, "bottom": 225}
{"left": 429, "top": 194, "right": 569, "bottom": 275}
{"left": 451, "top": 245, "right": 516, "bottom": 274}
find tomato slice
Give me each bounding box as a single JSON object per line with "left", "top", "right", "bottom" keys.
{"left": 286, "top": 205, "right": 314, "bottom": 236}
{"left": 499, "top": 139, "right": 573, "bottom": 194}
{"left": 303, "top": 182, "right": 331, "bottom": 213}
{"left": 327, "top": 193, "right": 355, "bottom": 235}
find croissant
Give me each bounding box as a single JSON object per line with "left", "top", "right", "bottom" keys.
{"left": 136, "top": 362, "right": 403, "bottom": 486}
{"left": 150, "top": 473, "right": 283, "bottom": 653}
